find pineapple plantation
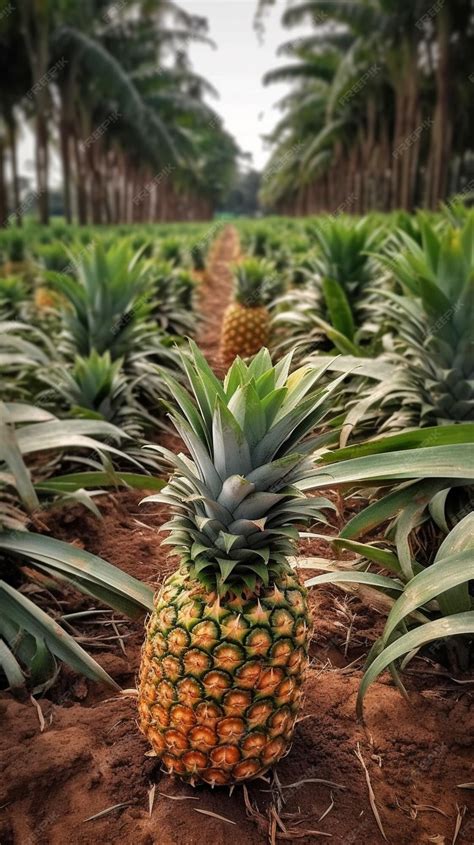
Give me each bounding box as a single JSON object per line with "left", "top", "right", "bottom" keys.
{"left": 1, "top": 211, "right": 473, "bottom": 845}
{"left": 1, "top": 1, "right": 474, "bottom": 842}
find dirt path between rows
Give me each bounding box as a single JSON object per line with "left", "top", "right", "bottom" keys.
{"left": 195, "top": 223, "right": 239, "bottom": 376}
{"left": 1, "top": 227, "right": 473, "bottom": 845}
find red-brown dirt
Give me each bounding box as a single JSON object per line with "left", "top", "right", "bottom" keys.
{"left": 194, "top": 222, "right": 239, "bottom": 376}
{"left": 1, "top": 228, "right": 473, "bottom": 845}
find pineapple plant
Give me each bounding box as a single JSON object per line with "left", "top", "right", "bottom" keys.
{"left": 0, "top": 276, "right": 28, "bottom": 320}
{"left": 220, "top": 258, "right": 281, "bottom": 368}
{"left": 311, "top": 216, "right": 384, "bottom": 354}
{"left": 138, "top": 343, "right": 340, "bottom": 786}
{"left": 45, "top": 239, "right": 184, "bottom": 427}
{"left": 0, "top": 401, "right": 154, "bottom": 692}
{"left": 376, "top": 216, "right": 474, "bottom": 425}
{"left": 337, "top": 215, "right": 474, "bottom": 435}
{"left": 303, "top": 427, "right": 474, "bottom": 704}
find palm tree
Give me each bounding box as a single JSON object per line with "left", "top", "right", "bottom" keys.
{"left": 16, "top": 0, "right": 54, "bottom": 224}
{"left": 424, "top": 1, "right": 473, "bottom": 207}
{"left": 262, "top": 29, "right": 389, "bottom": 212}
{"left": 0, "top": 11, "right": 31, "bottom": 226}
{"left": 0, "top": 126, "right": 7, "bottom": 227}
{"left": 260, "top": 0, "right": 474, "bottom": 213}
{"left": 7, "top": 0, "right": 238, "bottom": 225}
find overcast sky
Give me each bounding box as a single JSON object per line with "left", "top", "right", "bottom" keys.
{"left": 178, "top": 0, "right": 299, "bottom": 169}
{"left": 18, "top": 0, "right": 300, "bottom": 183}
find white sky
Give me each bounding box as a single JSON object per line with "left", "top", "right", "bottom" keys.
{"left": 180, "top": 0, "right": 299, "bottom": 168}
{"left": 18, "top": 0, "right": 300, "bottom": 184}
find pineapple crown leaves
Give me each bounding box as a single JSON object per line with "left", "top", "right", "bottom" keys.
{"left": 40, "top": 350, "right": 131, "bottom": 421}
{"left": 312, "top": 216, "right": 383, "bottom": 290}
{"left": 375, "top": 215, "right": 474, "bottom": 343}
{"left": 144, "top": 341, "right": 340, "bottom": 592}
{"left": 45, "top": 239, "right": 154, "bottom": 357}
{"left": 232, "top": 257, "right": 283, "bottom": 307}
{"left": 374, "top": 217, "right": 474, "bottom": 422}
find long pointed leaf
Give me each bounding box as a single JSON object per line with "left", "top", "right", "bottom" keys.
{"left": 357, "top": 613, "right": 474, "bottom": 715}
{"left": 0, "top": 582, "right": 120, "bottom": 689}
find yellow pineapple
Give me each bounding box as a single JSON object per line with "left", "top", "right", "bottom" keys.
{"left": 220, "top": 258, "right": 276, "bottom": 368}
{"left": 138, "top": 342, "right": 339, "bottom": 786}
{"left": 34, "top": 286, "right": 57, "bottom": 310}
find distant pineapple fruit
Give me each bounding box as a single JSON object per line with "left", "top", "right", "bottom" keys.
{"left": 220, "top": 258, "right": 280, "bottom": 367}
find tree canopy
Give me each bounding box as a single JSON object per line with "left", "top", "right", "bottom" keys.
{"left": 0, "top": 0, "right": 239, "bottom": 225}
{"left": 258, "top": 0, "right": 474, "bottom": 214}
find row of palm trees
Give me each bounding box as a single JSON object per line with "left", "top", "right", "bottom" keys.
{"left": 259, "top": 0, "right": 474, "bottom": 214}
{"left": 0, "top": 0, "right": 239, "bottom": 227}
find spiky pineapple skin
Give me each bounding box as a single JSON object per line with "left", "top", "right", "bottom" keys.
{"left": 423, "top": 336, "right": 474, "bottom": 423}
{"left": 138, "top": 565, "right": 310, "bottom": 786}
{"left": 220, "top": 303, "right": 270, "bottom": 367}
{"left": 34, "top": 286, "right": 57, "bottom": 310}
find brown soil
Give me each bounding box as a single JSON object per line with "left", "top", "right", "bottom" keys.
{"left": 195, "top": 224, "right": 239, "bottom": 376}
{"left": 1, "top": 228, "right": 473, "bottom": 845}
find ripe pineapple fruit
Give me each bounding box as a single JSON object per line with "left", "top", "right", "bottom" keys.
{"left": 34, "top": 286, "right": 57, "bottom": 310}
{"left": 220, "top": 258, "right": 280, "bottom": 368}
{"left": 138, "top": 342, "right": 340, "bottom": 786}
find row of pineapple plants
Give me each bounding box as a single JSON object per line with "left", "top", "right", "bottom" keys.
{"left": 133, "top": 209, "right": 473, "bottom": 787}
{"left": 0, "top": 222, "right": 214, "bottom": 693}
{"left": 137, "top": 342, "right": 473, "bottom": 787}
{"left": 0, "top": 224, "right": 215, "bottom": 426}
{"left": 1, "top": 211, "right": 472, "bottom": 793}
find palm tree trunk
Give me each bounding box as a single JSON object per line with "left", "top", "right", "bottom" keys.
{"left": 400, "top": 55, "right": 420, "bottom": 211}
{"left": 73, "top": 131, "right": 88, "bottom": 225}
{"left": 18, "top": 0, "right": 51, "bottom": 224}
{"left": 391, "top": 83, "right": 406, "bottom": 208}
{"left": 35, "top": 109, "right": 49, "bottom": 224}
{"left": 0, "top": 137, "right": 8, "bottom": 228}
{"left": 360, "top": 100, "right": 376, "bottom": 213}
{"left": 6, "top": 114, "right": 21, "bottom": 226}
{"left": 426, "top": 6, "right": 452, "bottom": 208}
{"left": 87, "top": 141, "right": 102, "bottom": 224}
{"left": 123, "top": 158, "right": 130, "bottom": 223}
{"left": 59, "top": 97, "right": 72, "bottom": 224}
{"left": 112, "top": 150, "right": 121, "bottom": 223}
{"left": 368, "top": 143, "right": 379, "bottom": 210}
{"left": 159, "top": 183, "right": 167, "bottom": 221}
